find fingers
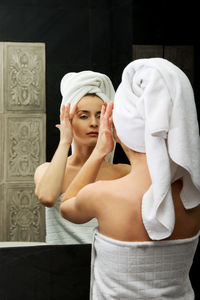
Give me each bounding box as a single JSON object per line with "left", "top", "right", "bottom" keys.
{"left": 100, "top": 103, "right": 106, "bottom": 122}
{"left": 100, "top": 102, "right": 113, "bottom": 119}
{"left": 105, "top": 102, "right": 113, "bottom": 119}
{"left": 109, "top": 115, "right": 113, "bottom": 127}
{"left": 101, "top": 102, "right": 113, "bottom": 125}
{"left": 60, "top": 103, "right": 71, "bottom": 123}
{"left": 60, "top": 104, "right": 65, "bottom": 122}
{"left": 70, "top": 103, "right": 77, "bottom": 120}
{"left": 99, "top": 102, "right": 114, "bottom": 132}
{"left": 55, "top": 124, "right": 61, "bottom": 130}
{"left": 64, "top": 103, "right": 71, "bottom": 120}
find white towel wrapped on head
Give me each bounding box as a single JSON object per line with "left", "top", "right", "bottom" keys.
{"left": 60, "top": 70, "right": 116, "bottom": 163}
{"left": 60, "top": 70, "right": 115, "bottom": 109}
{"left": 113, "top": 58, "right": 200, "bottom": 240}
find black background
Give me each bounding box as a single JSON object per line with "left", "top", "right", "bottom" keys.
{"left": 0, "top": 0, "right": 199, "bottom": 162}
{"left": 0, "top": 0, "right": 199, "bottom": 299}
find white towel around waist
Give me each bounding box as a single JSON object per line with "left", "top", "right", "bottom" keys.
{"left": 90, "top": 228, "right": 199, "bottom": 300}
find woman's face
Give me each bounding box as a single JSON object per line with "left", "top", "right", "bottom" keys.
{"left": 72, "top": 95, "right": 104, "bottom": 146}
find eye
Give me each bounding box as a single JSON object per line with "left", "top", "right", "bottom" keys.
{"left": 79, "top": 115, "right": 88, "bottom": 119}
{"left": 96, "top": 113, "right": 101, "bottom": 119}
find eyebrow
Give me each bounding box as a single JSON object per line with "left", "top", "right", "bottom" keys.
{"left": 77, "top": 110, "right": 101, "bottom": 114}
{"left": 77, "top": 110, "right": 89, "bottom": 113}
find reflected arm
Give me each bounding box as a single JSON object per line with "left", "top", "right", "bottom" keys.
{"left": 34, "top": 141, "right": 71, "bottom": 207}
{"left": 34, "top": 104, "right": 74, "bottom": 207}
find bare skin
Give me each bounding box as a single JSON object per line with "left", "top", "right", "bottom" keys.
{"left": 34, "top": 95, "right": 130, "bottom": 207}
{"left": 60, "top": 102, "right": 200, "bottom": 241}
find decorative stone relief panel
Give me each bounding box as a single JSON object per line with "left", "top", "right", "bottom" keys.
{"left": 5, "top": 114, "right": 46, "bottom": 181}
{"left": 3, "top": 42, "right": 45, "bottom": 112}
{"left": 0, "top": 42, "right": 46, "bottom": 241}
{"left": 0, "top": 184, "right": 5, "bottom": 240}
{"left": 6, "top": 184, "right": 45, "bottom": 242}
{"left": 0, "top": 115, "right": 3, "bottom": 183}
{"left": 0, "top": 43, "right": 3, "bottom": 113}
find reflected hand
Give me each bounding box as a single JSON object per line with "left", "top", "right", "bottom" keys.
{"left": 94, "top": 102, "right": 114, "bottom": 157}
{"left": 56, "top": 103, "right": 77, "bottom": 144}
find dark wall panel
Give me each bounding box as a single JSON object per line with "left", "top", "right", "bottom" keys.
{"left": 131, "top": 0, "right": 200, "bottom": 120}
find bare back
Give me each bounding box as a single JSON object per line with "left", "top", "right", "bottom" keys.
{"left": 93, "top": 168, "right": 200, "bottom": 242}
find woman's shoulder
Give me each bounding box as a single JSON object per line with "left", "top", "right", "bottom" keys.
{"left": 79, "top": 179, "right": 116, "bottom": 203}
{"left": 105, "top": 161, "right": 131, "bottom": 178}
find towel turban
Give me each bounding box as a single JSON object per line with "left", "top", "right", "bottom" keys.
{"left": 113, "top": 58, "right": 200, "bottom": 240}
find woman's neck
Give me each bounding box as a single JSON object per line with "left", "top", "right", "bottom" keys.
{"left": 69, "top": 144, "right": 95, "bottom": 166}
{"left": 128, "top": 151, "right": 148, "bottom": 173}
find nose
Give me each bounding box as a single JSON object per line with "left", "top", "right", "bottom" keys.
{"left": 90, "top": 116, "right": 98, "bottom": 128}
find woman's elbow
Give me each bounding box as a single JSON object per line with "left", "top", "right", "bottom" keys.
{"left": 34, "top": 189, "right": 55, "bottom": 208}
{"left": 60, "top": 202, "right": 72, "bottom": 220}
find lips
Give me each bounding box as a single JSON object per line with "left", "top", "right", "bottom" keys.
{"left": 87, "top": 132, "right": 98, "bottom": 137}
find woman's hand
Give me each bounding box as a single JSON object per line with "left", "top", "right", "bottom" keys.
{"left": 94, "top": 102, "right": 114, "bottom": 157}
{"left": 56, "top": 103, "right": 77, "bottom": 145}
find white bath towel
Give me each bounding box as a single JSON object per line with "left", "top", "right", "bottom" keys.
{"left": 90, "top": 228, "right": 199, "bottom": 299}
{"left": 60, "top": 70, "right": 116, "bottom": 162}
{"left": 113, "top": 58, "right": 200, "bottom": 240}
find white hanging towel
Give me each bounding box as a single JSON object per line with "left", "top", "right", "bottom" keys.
{"left": 113, "top": 58, "right": 200, "bottom": 240}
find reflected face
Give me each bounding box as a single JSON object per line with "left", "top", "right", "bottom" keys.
{"left": 72, "top": 95, "right": 104, "bottom": 146}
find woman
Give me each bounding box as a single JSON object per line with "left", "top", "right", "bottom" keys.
{"left": 60, "top": 58, "right": 200, "bottom": 299}
{"left": 34, "top": 70, "right": 130, "bottom": 244}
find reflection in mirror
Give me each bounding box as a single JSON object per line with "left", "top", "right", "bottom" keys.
{"left": 34, "top": 70, "right": 131, "bottom": 245}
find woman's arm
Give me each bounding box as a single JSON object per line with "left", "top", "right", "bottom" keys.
{"left": 34, "top": 104, "right": 76, "bottom": 207}
{"left": 61, "top": 102, "right": 114, "bottom": 203}
{"left": 60, "top": 183, "right": 99, "bottom": 223}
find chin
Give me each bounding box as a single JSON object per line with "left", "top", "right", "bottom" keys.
{"left": 86, "top": 139, "right": 97, "bottom": 146}
{"left": 77, "top": 139, "right": 97, "bottom": 147}
{"left": 88, "top": 141, "right": 97, "bottom": 147}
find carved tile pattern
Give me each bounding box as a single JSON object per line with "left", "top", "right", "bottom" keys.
{"left": 6, "top": 44, "right": 45, "bottom": 111}
{"left": 8, "top": 187, "right": 42, "bottom": 241}
{"left": 0, "top": 116, "right": 3, "bottom": 182}
{"left": 0, "top": 42, "right": 46, "bottom": 242}
{"left": 0, "top": 43, "right": 3, "bottom": 113}
{"left": 7, "top": 117, "right": 41, "bottom": 178}
{"left": 0, "top": 184, "right": 5, "bottom": 240}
